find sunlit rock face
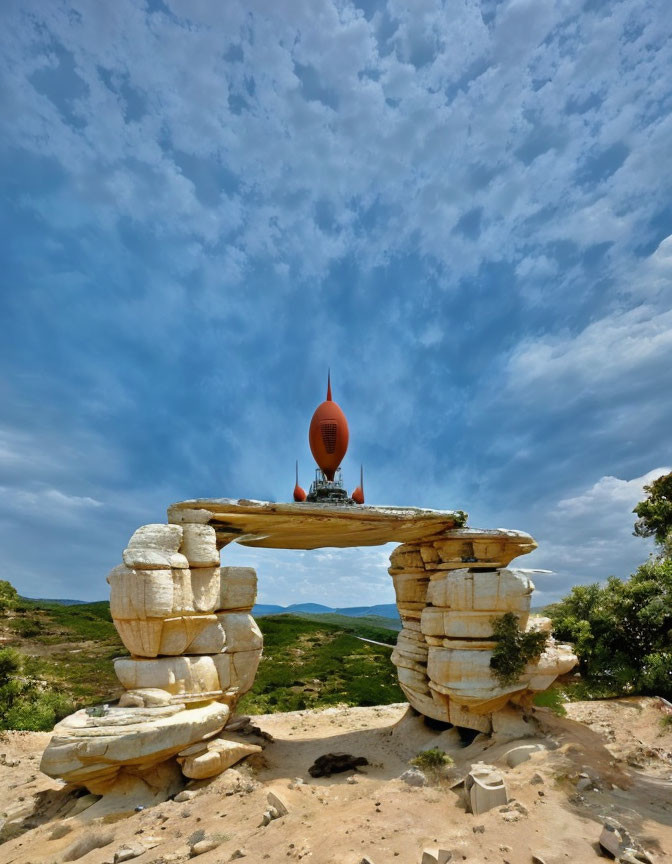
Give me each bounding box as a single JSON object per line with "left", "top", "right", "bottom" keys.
{"left": 389, "top": 535, "right": 578, "bottom": 733}
{"left": 40, "top": 518, "right": 263, "bottom": 798}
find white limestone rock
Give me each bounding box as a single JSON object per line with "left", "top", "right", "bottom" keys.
{"left": 427, "top": 648, "right": 525, "bottom": 705}
{"left": 123, "top": 549, "right": 189, "bottom": 570}
{"left": 391, "top": 571, "right": 429, "bottom": 605}
{"left": 158, "top": 614, "right": 219, "bottom": 655}
{"left": 419, "top": 545, "right": 441, "bottom": 566}
{"left": 526, "top": 615, "right": 553, "bottom": 634}
{"left": 114, "top": 618, "right": 164, "bottom": 657}
{"left": 465, "top": 762, "right": 508, "bottom": 814}
{"left": 426, "top": 568, "right": 533, "bottom": 612}
{"left": 118, "top": 689, "right": 174, "bottom": 708}
{"left": 399, "top": 683, "right": 451, "bottom": 723}
{"left": 114, "top": 655, "right": 223, "bottom": 698}
{"left": 422, "top": 609, "right": 530, "bottom": 640}
{"left": 108, "top": 566, "right": 174, "bottom": 620}
{"left": 390, "top": 648, "right": 428, "bottom": 675}
{"left": 219, "top": 567, "right": 257, "bottom": 611}
{"left": 181, "top": 524, "right": 219, "bottom": 567}
{"left": 219, "top": 612, "right": 263, "bottom": 652}
{"left": 504, "top": 743, "right": 546, "bottom": 767}
{"left": 396, "top": 665, "right": 431, "bottom": 696}
{"left": 393, "top": 634, "right": 428, "bottom": 665}
{"left": 190, "top": 566, "right": 221, "bottom": 613}
{"left": 178, "top": 737, "right": 262, "bottom": 779}
{"left": 526, "top": 642, "right": 577, "bottom": 689}
{"left": 123, "top": 524, "right": 187, "bottom": 570}
{"left": 447, "top": 700, "right": 492, "bottom": 733}
{"left": 208, "top": 649, "right": 263, "bottom": 695}
{"left": 424, "top": 636, "right": 496, "bottom": 650}
{"left": 187, "top": 613, "right": 228, "bottom": 654}
{"left": 389, "top": 545, "right": 424, "bottom": 571}
{"left": 115, "top": 647, "right": 262, "bottom": 699}
{"left": 40, "top": 702, "right": 229, "bottom": 791}
{"left": 167, "top": 507, "right": 214, "bottom": 524}
{"left": 228, "top": 648, "right": 263, "bottom": 694}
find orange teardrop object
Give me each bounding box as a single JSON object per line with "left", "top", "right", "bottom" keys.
{"left": 293, "top": 484, "right": 307, "bottom": 502}
{"left": 309, "top": 375, "right": 349, "bottom": 481}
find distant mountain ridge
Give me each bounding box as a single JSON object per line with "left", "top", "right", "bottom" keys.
{"left": 21, "top": 597, "right": 90, "bottom": 606}
{"left": 253, "top": 602, "right": 400, "bottom": 621}
{"left": 20, "top": 596, "right": 401, "bottom": 622}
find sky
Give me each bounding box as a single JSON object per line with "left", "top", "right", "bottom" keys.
{"left": 1, "top": 0, "right": 671, "bottom": 608}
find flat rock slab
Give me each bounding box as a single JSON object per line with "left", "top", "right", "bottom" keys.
{"left": 168, "top": 499, "right": 467, "bottom": 549}
{"left": 40, "top": 702, "right": 230, "bottom": 790}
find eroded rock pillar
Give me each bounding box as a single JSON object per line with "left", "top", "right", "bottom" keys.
{"left": 40, "top": 520, "right": 263, "bottom": 792}
{"left": 389, "top": 530, "right": 577, "bottom": 733}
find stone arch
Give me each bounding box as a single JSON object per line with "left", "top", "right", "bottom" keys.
{"left": 40, "top": 498, "right": 577, "bottom": 796}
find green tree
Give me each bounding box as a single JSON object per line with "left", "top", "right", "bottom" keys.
{"left": 633, "top": 471, "right": 672, "bottom": 545}
{"left": 0, "top": 646, "right": 73, "bottom": 731}
{"left": 549, "top": 557, "right": 672, "bottom": 699}
{"left": 0, "top": 579, "right": 19, "bottom": 612}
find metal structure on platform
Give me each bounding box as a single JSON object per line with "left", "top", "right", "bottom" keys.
{"left": 306, "top": 467, "right": 352, "bottom": 503}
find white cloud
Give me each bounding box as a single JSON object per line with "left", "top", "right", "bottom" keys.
{"left": 522, "top": 466, "right": 670, "bottom": 602}
{"left": 2, "top": 0, "right": 671, "bottom": 286}
{"left": 223, "top": 542, "right": 396, "bottom": 607}
{"left": 507, "top": 304, "right": 672, "bottom": 394}
{"left": 0, "top": 485, "right": 103, "bottom": 516}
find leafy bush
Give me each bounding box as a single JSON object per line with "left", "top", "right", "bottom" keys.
{"left": 410, "top": 747, "right": 453, "bottom": 772}
{"left": 549, "top": 557, "right": 672, "bottom": 699}
{"left": 633, "top": 471, "right": 672, "bottom": 545}
{"left": 0, "top": 647, "right": 74, "bottom": 731}
{"left": 0, "top": 580, "right": 19, "bottom": 612}
{"left": 8, "top": 617, "right": 43, "bottom": 638}
{"left": 489, "top": 612, "right": 548, "bottom": 687}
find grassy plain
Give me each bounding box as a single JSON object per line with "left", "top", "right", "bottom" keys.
{"left": 239, "top": 614, "right": 402, "bottom": 714}
{"left": 0, "top": 600, "right": 403, "bottom": 728}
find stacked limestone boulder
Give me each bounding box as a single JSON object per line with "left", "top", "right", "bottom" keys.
{"left": 110, "top": 523, "right": 262, "bottom": 707}
{"left": 40, "top": 521, "right": 263, "bottom": 794}
{"left": 389, "top": 529, "right": 577, "bottom": 733}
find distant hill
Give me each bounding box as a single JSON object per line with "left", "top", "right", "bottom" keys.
{"left": 18, "top": 597, "right": 401, "bottom": 621}
{"left": 20, "top": 597, "right": 90, "bottom": 606}
{"left": 253, "top": 602, "right": 400, "bottom": 621}
{"left": 252, "top": 603, "right": 286, "bottom": 616}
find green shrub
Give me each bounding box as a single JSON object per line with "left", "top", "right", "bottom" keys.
{"left": 0, "top": 580, "right": 19, "bottom": 613}
{"left": 8, "top": 617, "right": 43, "bottom": 638}
{"left": 410, "top": 747, "right": 453, "bottom": 772}
{"left": 0, "top": 647, "right": 74, "bottom": 731}
{"left": 489, "top": 613, "right": 548, "bottom": 687}
{"left": 550, "top": 558, "right": 672, "bottom": 699}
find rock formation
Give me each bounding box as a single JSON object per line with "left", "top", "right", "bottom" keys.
{"left": 40, "top": 499, "right": 577, "bottom": 801}
{"left": 389, "top": 530, "right": 577, "bottom": 733}
{"left": 40, "top": 520, "right": 263, "bottom": 795}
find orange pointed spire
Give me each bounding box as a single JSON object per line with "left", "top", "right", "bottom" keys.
{"left": 326, "top": 369, "right": 332, "bottom": 401}
{"left": 293, "top": 460, "right": 307, "bottom": 502}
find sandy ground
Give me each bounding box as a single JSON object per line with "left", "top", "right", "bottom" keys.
{"left": 0, "top": 698, "right": 670, "bottom": 864}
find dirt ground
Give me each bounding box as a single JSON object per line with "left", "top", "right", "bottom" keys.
{"left": 0, "top": 698, "right": 670, "bottom": 864}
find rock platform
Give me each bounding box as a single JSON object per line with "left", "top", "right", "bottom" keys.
{"left": 167, "top": 498, "right": 468, "bottom": 548}
{"left": 40, "top": 498, "right": 577, "bottom": 803}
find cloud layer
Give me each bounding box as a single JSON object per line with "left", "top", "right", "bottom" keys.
{"left": 1, "top": 0, "right": 671, "bottom": 603}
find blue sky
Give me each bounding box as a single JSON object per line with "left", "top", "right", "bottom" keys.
{"left": 1, "top": 0, "right": 671, "bottom": 607}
